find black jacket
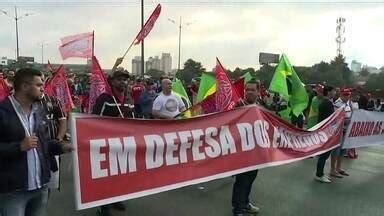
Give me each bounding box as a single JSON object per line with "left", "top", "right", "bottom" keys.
{"left": 0, "top": 97, "right": 64, "bottom": 193}
{"left": 318, "top": 98, "right": 335, "bottom": 123}
{"left": 92, "top": 93, "right": 132, "bottom": 117}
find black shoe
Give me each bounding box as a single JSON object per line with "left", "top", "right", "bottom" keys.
{"left": 111, "top": 202, "right": 126, "bottom": 211}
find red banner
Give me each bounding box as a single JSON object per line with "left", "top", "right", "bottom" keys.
{"left": 134, "top": 4, "right": 161, "bottom": 45}
{"left": 71, "top": 106, "right": 344, "bottom": 209}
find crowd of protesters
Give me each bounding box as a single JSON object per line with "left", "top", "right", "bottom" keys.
{"left": 0, "top": 62, "right": 383, "bottom": 216}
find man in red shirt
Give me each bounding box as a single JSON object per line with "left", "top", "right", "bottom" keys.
{"left": 131, "top": 78, "right": 144, "bottom": 118}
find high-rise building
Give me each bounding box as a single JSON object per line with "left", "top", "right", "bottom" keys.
{"left": 161, "top": 53, "right": 172, "bottom": 74}
{"left": 145, "top": 56, "right": 161, "bottom": 73}
{"left": 146, "top": 57, "right": 154, "bottom": 72}
{"left": 350, "top": 60, "right": 362, "bottom": 73}
{"left": 132, "top": 56, "right": 142, "bottom": 76}
{"left": 1, "top": 57, "right": 8, "bottom": 66}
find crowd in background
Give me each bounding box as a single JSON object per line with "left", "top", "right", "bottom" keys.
{"left": 1, "top": 65, "right": 383, "bottom": 216}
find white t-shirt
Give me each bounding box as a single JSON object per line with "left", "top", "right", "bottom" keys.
{"left": 334, "top": 98, "right": 353, "bottom": 129}
{"left": 350, "top": 101, "right": 359, "bottom": 110}
{"left": 152, "top": 93, "right": 186, "bottom": 118}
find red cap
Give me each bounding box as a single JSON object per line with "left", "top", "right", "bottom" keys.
{"left": 340, "top": 87, "right": 352, "bottom": 96}
{"left": 316, "top": 84, "right": 324, "bottom": 94}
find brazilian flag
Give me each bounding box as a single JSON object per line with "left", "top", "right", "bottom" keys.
{"left": 197, "top": 72, "right": 216, "bottom": 102}
{"left": 269, "top": 54, "right": 308, "bottom": 117}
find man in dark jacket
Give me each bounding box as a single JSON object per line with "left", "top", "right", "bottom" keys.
{"left": 314, "top": 85, "right": 336, "bottom": 183}
{"left": 0, "top": 68, "right": 72, "bottom": 216}
{"left": 92, "top": 70, "right": 131, "bottom": 118}
{"left": 92, "top": 69, "right": 130, "bottom": 215}
{"left": 231, "top": 79, "right": 261, "bottom": 216}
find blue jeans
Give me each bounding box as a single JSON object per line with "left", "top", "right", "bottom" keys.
{"left": 0, "top": 187, "right": 48, "bottom": 216}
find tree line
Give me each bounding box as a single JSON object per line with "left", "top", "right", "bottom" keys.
{"left": 169, "top": 55, "right": 384, "bottom": 98}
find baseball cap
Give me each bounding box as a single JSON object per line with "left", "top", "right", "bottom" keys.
{"left": 110, "top": 69, "right": 130, "bottom": 79}
{"left": 340, "top": 87, "right": 352, "bottom": 96}
{"left": 316, "top": 84, "right": 324, "bottom": 94}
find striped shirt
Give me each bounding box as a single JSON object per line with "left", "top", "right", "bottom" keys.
{"left": 40, "top": 95, "right": 66, "bottom": 140}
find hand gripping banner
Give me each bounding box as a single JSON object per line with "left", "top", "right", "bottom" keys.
{"left": 71, "top": 105, "right": 344, "bottom": 209}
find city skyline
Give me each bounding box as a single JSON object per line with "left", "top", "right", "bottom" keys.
{"left": 0, "top": 1, "right": 383, "bottom": 72}
{"left": 131, "top": 52, "right": 172, "bottom": 75}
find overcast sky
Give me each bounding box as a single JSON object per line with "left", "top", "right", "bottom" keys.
{"left": 0, "top": 0, "right": 383, "bottom": 72}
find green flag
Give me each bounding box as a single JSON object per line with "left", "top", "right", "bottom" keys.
{"left": 241, "top": 71, "right": 253, "bottom": 83}
{"left": 197, "top": 72, "right": 216, "bottom": 102}
{"left": 269, "top": 54, "right": 308, "bottom": 117}
{"left": 172, "top": 78, "right": 192, "bottom": 108}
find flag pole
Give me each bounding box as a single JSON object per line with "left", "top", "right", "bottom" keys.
{"left": 122, "top": 39, "right": 136, "bottom": 59}
{"left": 92, "top": 30, "right": 95, "bottom": 57}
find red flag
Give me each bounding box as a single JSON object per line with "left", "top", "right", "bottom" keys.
{"left": 186, "top": 78, "right": 244, "bottom": 117}
{"left": 59, "top": 32, "right": 94, "bottom": 60}
{"left": 88, "top": 56, "right": 112, "bottom": 113}
{"left": 215, "top": 58, "right": 241, "bottom": 111}
{"left": 233, "top": 78, "right": 245, "bottom": 99}
{"left": 44, "top": 65, "right": 74, "bottom": 112}
{"left": 134, "top": 4, "right": 161, "bottom": 45}
{"left": 0, "top": 74, "right": 10, "bottom": 102}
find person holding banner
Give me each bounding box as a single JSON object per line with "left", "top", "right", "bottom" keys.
{"left": 315, "top": 86, "right": 337, "bottom": 183}
{"left": 330, "top": 87, "right": 352, "bottom": 178}
{"left": 92, "top": 69, "right": 130, "bottom": 215}
{"left": 92, "top": 69, "right": 131, "bottom": 118}
{"left": 232, "top": 79, "right": 261, "bottom": 216}
{"left": 0, "top": 68, "right": 72, "bottom": 216}
{"left": 152, "top": 78, "right": 186, "bottom": 119}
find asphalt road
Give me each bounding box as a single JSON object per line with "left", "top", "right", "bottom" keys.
{"left": 47, "top": 145, "right": 384, "bottom": 216}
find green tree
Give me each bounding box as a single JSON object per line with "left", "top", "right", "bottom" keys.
{"left": 229, "top": 67, "right": 242, "bottom": 80}
{"left": 359, "top": 68, "right": 370, "bottom": 77}
{"left": 330, "top": 54, "right": 354, "bottom": 86}
{"left": 178, "top": 59, "right": 206, "bottom": 84}
{"left": 365, "top": 71, "right": 384, "bottom": 98}
{"left": 146, "top": 69, "right": 165, "bottom": 80}
{"left": 309, "top": 61, "right": 343, "bottom": 86}
{"left": 256, "top": 64, "right": 275, "bottom": 85}
{"left": 295, "top": 66, "right": 314, "bottom": 84}
{"left": 365, "top": 72, "right": 384, "bottom": 92}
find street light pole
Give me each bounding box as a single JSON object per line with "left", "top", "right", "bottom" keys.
{"left": 168, "top": 17, "right": 194, "bottom": 74}
{"left": 178, "top": 16, "right": 182, "bottom": 72}
{"left": 15, "top": 7, "right": 19, "bottom": 59}
{"left": 141, "top": 0, "right": 145, "bottom": 78}
{"left": 1, "top": 7, "right": 33, "bottom": 60}
{"left": 39, "top": 41, "right": 55, "bottom": 64}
